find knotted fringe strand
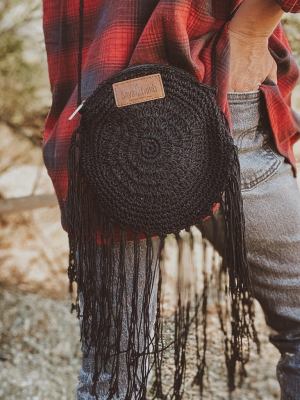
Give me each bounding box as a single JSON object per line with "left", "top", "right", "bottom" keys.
{"left": 151, "top": 228, "right": 211, "bottom": 400}
{"left": 151, "top": 230, "right": 194, "bottom": 400}
{"left": 192, "top": 237, "right": 210, "bottom": 396}
{"left": 151, "top": 234, "right": 165, "bottom": 400}
{"left": 173, "top": 232, "right": 189, "bottom": 400}
{"left": 219, "top": 144, "right": 260, "bottom": 392}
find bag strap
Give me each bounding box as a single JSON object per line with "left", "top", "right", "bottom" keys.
{"left": 76, "top": 0, "right": 242, "bottom": 106}
{"left": 77, "top": 0, "right": 84, "bottom": 107}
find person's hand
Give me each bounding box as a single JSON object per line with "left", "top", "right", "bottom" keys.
{"left": 228, "top": 29, "right": 278, "bottom": 92}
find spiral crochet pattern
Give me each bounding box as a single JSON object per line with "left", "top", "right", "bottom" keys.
{"left": 79, "top": 64, "right": 233, "bottom": 236}
{"left": 66, "top": 2, "right": 258, "bottom": 399}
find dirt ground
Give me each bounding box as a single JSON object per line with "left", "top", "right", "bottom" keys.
{"left": 0, "top": 283, "right": 281, "bottom": 400}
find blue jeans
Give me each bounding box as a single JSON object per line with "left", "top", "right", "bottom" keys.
{"left": 202, "top": 89, "right": 300, "bottom": 400}
{"left": 77, "top": 89, "right": 300, "bottom": 399}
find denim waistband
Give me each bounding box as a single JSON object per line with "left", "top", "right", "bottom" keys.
{"left": 227, "top": 90, "right": 262, "bottom": 135}
{"left": 227, "top": 89, "right": 261, "bottom": 103}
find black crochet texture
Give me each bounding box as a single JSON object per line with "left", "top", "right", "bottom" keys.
{"left": 67, "top": 62, "right": 258, "bottom": 400}
{"left": 66, "top": 1, "right": 259, "bottom": 399}
{"left": 79, "top": 64, "right": 233, "bottom": 236}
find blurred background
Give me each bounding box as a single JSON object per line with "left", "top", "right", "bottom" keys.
{"left": 0, "top": 1, "right": 300, "bottom": 399}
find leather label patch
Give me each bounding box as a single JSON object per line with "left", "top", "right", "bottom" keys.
{"left": 113, "top": 73, "right": 165, "bottom": 107}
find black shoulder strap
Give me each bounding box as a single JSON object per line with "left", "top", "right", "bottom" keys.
{"left": 77, "top": 0, "right": 84, "bottom": 107}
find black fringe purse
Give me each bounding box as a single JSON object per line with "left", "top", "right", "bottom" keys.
{"left": 67, "top": 1, "right": 259, "bottom": 399}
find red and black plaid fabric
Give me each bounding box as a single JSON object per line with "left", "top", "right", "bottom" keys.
{"left": 43, "top": 0, "right": 300, "bottom": 242}
{"left": 276, "top": 0, "right": 300, "bottom": 12}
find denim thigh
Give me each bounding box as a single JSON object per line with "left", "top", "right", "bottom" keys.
{"left": 201, "top": 89, "right": 300, "bottom": 400}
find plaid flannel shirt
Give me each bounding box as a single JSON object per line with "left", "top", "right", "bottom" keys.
{"left": 43, "top": 0, "right": 300, "bottom": 242}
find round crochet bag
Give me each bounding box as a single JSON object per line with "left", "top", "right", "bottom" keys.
{"left": 66, "top": 1, "right": 258, "bottom": 399}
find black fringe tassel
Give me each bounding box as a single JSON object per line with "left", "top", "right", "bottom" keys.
{"left": 218, "top": 144, "right": 260, "bottom": 392}
{"left": 66, "top": 128, "right": 259, "bottom": 399}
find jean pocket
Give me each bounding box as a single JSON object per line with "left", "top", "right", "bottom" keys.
{"left": 234, "top": 126, "right": 283, "bottom": 192}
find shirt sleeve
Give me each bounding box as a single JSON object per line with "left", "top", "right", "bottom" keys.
{"left": 275, "top": 0, "right": 300, "bottom": 13}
